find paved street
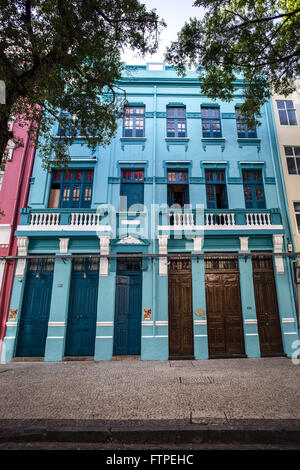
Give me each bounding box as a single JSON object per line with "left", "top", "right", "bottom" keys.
{"left": 0, "top": 357, "right": 299, "bottom": 449}
{"left": 0, "top": 357, "right": 299, "bottom": 421}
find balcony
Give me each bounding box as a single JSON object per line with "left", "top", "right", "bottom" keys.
{"left": 157, "top": 208, "right": 283, "bottom": 234}
{"left": 16, "top": 207, "right": 284, "bottom": 237}
{"left": 17, "top": 208, "right": 111, "bottom": 233}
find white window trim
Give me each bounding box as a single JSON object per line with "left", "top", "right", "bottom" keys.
{"left": 284, "top": 145, "right": 300, "bottom": 175}
{"left": 277, "top": 100, "right": 298, "bottom": 126}
{"left": 293, "top": 201, "right": 300, "bottom": 234}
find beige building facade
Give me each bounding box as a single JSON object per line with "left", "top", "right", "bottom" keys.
{"left": 272, "top": 82, "right": 300, "bottom": 318}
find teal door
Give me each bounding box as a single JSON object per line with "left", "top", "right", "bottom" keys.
{"left": 16, "top": 258, "right": 54, "bottom": 357}
{"left": 65, "top": 257, "right": 99, "bottom": 356}
{"left": 113, "top": 258, "right": 142, "bottom": 355}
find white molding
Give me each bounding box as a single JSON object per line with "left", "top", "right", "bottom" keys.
{"left": 240, "top": 237, "right": 249, "bottom": 252}
{"left": 142, "top": 321, "right": 154, "bottom": 326}
{"left": 96, "top": 321, "right": 114, "bottom": 326}
{"left": 142, "top": 335, "right": 168, "bottom": 338}
{"left": 158, "top": 225, "right": 283, "bottom": 231}
{"left": 17, "top": 225, "right": 111, "bottom": 232}
{"left": 48, "top": 322, "right": 65, "bottom": 327}
{"left": 273, "top": 234, "right": 284, "bottom": 273}
{"left": 0, "top": 224, "right": 11, "bottom": 246}
{"left": 96, "top": 336, "right": 113, "bottom": 339}
{"left": 281, "top": 318, "right": 296, "bottom": 323}
{"left": 194, "top": 320, "right": 207, "bottom": 325}
{"left": 244, "top": 319, "right": 257, "bottom": 324}
{"left": 156, "top": 321, "right": 168, "bottom": 326}
{"left": 15, "top": 236, "right": 29, "bottom": 277}
{"left": 193, "top": 237, "right": 203, "bottom": 252}
{"left": 6, "top": 322, "right": 17, "bottom": 327}
{"left": 158, "top": 235, "right": 168, "bottom": 277}
{"left": 117, "top": 235, "right": 143, "bottom": 244}
{"left": 121, "top": 220, "right": 140, "bottom": 226}
{"left": 59, "top": 238, "right": 69, "bottom": 254}
{"left": 99, "top": 236, "right": 111, "bottom": 276}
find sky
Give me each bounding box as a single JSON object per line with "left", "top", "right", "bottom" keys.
{"left": 121, "top": 0, "right": 204, "bottom": 65}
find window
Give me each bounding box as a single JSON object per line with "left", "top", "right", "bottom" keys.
{"left": 235, "top": 109, "right": 257, "bottom": 138}
{"left": 166, "top": 107, "right": 187, "bottom": 137}
{"left": 284, "top": 146, "right": 300, "bottom": 175}
{"left": 167, "top": 170, "right": 189, "bottom": 207}
{"left": 120, "top": 169, "right": 144, "bottom": 209}
{"left": 123, "top": 106, "right": 145, "bottom": 137}
{"left": 293, "top": 202, "right": 300, "bottom": 232}
{"left": 48, "top": 170, "right": 93, "bottom": 208}
{"left": 242, "top": 170, "right": 265, "bottom": 209}
{"left": 201, "top": 107, "right": 222, "bottom": 138}
{"left": 205, "top": 170, "right": 228, "bottom": 209}
{"left": 276, "top": 101, "right": 297, "bottom": 126}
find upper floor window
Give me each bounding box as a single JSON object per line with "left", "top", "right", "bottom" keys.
{"left": 293, "top": 202, "right": 300, "bottom": 233}
{"left": 57, "top": 111, "right": 77, "bottom": 136}
{"left": 120, "top": 169, "right": 144, "bottom": 209}
{"left": 242, "top": 170, "right": 266, "bottom": 209}
{"left": 284, "top": 146, "right": 300, "bottom": 174}
{"left": 166, "top": 107, "right": 187, "bottom": 137}
{"left": 123, "top": 106, "right": 145, "bottom": 137}
{"left": 205, "top": 170, "right": 228, "bottom": 209}
{"left": 167, "top": 170, "right": 189, "bottom": 207}
{"left": 276, "top": 101, "right": 297, "bottom": 126}
{"left": 235, "top": 109, "right": 257, "bottom": 138}
{"left": 201, "top": 107, "right": 222, "bottom": 138}
{"left": 48, "top": 170, "right": 93, "bottom": 208}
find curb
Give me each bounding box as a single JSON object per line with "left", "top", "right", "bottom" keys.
{"left": 0, "top": 419, "right": 300, "bottom": 445}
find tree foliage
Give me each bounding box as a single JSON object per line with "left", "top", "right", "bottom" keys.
{"left": 0, "top": 0, "right": 165, "bottom": 170}
{"left": 165, "top": 0, "right": 300, "bottom": 126}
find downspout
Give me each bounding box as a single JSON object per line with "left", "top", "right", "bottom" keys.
{"left": 152, "top": 85, "right": 157, "bottom": 338}
{"left": 0, "top": 120, "right": 34, "bottom": 358}
{"left": 265, "top": 98, "right": 299, "bottom": 328}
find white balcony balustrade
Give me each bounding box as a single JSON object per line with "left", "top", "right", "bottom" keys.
{"left": 246, "top": 213, "right": 272, "bottom": 226}
{"left": 205, "top": 213, "right": 235, "bottom": 227}
{"left": 170, "top": 213, "right": 195, "bottom": 228}
{"left": 70, "top": 212, "right": 101, "bottom": 227}
{"left": 30, "top": 212, "right": 60, "bottom": 227}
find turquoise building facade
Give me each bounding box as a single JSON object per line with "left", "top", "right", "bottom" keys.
{"left": 2, "top": 63, "right": 299, "bottom": 363}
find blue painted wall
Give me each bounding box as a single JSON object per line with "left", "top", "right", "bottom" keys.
{"left": 2, "top": 63, "right": 299, "bottom": 363}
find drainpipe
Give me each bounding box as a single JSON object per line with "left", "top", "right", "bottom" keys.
{"left": 152, "top": 85, "right": 157, "bottom": 337}
{"left": 0, "top": 119, "right": 35, "bottom": 359}
{"left": 266, "top": 99, "right": 299, "bottom": 328}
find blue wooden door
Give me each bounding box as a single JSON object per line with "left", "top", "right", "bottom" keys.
{"left": 16, "top": 259, "right": 54, "bottom": 357}
{"left": 113, "top": 271, "right": 142, "bottom": 355}
{"left": 65, "top": 259, "right": 98, "bottom": 356}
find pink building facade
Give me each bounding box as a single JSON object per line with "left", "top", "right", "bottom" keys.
{"left": 0, "top": 119, "right": 37, "bottom": 358}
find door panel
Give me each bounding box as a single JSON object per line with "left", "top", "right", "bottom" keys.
{"left": 16, "top": 260, "right": 54, "bottom": 357}
{"left": 114, "top": 266, "right": 142, "bottom": 356}
{"left": 205, "top": 257, "right": 245, "bottom": 357}
{"left": 168, "top": 257, "right": 194, "bottom": 359}
{"left": 65, "top": 262, "right": 98, "bottom": 356}
{"left": 252, "top": 256, "right": 283, "bottom": 356}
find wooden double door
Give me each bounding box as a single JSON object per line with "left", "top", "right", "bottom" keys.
{"left": 205, "top": 256, "right": 245, "bottom": 358}
{"left": 168, "top": 257, "right": 194, "bottom": 359}
{"left": 252, "top": 255, "right": 283, "bottom": 356}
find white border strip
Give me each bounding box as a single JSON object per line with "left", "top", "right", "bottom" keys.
{"left": 96, "top": 322, "right": 114, "bottom": 326}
